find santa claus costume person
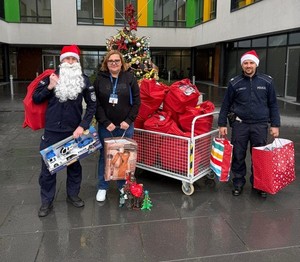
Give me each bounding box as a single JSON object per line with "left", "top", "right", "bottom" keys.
{"left": 33, "top": 45, "right": 96, "bottom": 217}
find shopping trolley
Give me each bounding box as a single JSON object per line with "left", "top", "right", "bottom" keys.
{"left": 133, "top": 111, "right": 219, "bottom": 195}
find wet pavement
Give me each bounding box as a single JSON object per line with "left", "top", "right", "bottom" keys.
{"left": 0, "top": 82, "right": 300, "bottom": 262}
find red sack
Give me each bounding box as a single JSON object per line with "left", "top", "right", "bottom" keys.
{"left": 138, "top": 79, "right": 169, "bottom": 120}
{"left": 144, "top": 111, "right": 188, "bottom": 137}
{"left": 253, "top": 138, "right": 295, "bottom": 194}
{"left": 23, "top": 69, "right": 55, "bottom": 130}
{"left": 178, "top": 101, "right": 215, "bottom": 135}
{"left": 163, "top": 78, "right": 200, "bottom": 115}
{"left": 134, "top": 115, "right": 144, "bottom": 129}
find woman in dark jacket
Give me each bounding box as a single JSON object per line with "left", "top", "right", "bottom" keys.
{"left": 94, "top": 50, "right": 140, "bottom": 202}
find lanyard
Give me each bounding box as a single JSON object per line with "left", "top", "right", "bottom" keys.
{"left": 110, "top": 75, "right": 118, "bottom": 94}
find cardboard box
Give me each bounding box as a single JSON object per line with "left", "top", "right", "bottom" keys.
{"left": 40, "top": 126, "right": 102, "bottom": 174}
{"left": 104, "top": 137, "right": 137, "bottom": 181}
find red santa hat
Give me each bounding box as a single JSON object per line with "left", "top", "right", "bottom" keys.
{"left": 240, "top": 50, "right": 259, "bottom": 66}
{"left": 60, "top": 45, "right": 80, "bottom": 62}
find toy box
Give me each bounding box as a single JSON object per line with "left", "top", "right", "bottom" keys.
{"left": 40, "top": 126, "right": 102, "bottom": 174}
{"left": 104, "top": 137, "right": 137, "bottom": 181}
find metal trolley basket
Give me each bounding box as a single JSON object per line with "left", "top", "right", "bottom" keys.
{"left": 133, "top": 111, "right": 219, "bottom": 195}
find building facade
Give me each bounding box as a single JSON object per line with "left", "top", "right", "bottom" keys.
{"left": 0, "top": 0, "right": 300, "bottom": 101}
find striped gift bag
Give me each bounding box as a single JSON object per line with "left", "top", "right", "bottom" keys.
{"left": 210, "top": 137, "right": 233, "bottom": 182}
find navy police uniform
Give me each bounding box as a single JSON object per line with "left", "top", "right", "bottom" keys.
{"left": 33, "top": 70, "right": 96, "bottom": 204}
{"left": 218, "top": 71, "right": 280, "bottom": 188}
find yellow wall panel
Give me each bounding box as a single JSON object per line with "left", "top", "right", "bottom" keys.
{"left": 203, "top": 0, "right": 211, "bottom": 22}
{"left": 246, "top": 0, "right": 254, "bottom": 5}
{"left": 137, "top": 0, "right": 148, "bottom": 26}
{"left": 103, "top": 0, "right": 115, "bottom": 25}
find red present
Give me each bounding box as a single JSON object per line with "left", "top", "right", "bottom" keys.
{"left": 253, "top": 138, "right": 296, "bottom": 194}
{"left": 252, "top": 138, "right": 296, "bottom": 194}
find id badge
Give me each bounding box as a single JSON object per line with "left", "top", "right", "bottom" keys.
{"left": 109, "top": 94, "right": 118, "bottom": 105}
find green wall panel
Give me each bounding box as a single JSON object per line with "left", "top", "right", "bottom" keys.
{"left": 5, "top": 0, "right": 20, "bottom": 22}
{"left": 147, "top": 0, "right": 154, "bottom": 26}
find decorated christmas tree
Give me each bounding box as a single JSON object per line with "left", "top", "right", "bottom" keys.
{"left": 141, "top": 190, "right": 153, "bottom": 211}
{"left": 106, "top": 4, "right": 158, "bottom": 80}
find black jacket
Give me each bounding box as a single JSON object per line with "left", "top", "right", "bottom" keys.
{"left": 32, "top": 69, "right": 96, "bottom": 132}
{"left": 93, "top": 70, "right": 141, "bottom": 127}
{"left": 218, "top": 71, "right": 280, "bottom": 127}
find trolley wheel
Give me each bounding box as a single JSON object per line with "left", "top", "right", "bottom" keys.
{"left": 182, "top": 183, "right": 195, "bottom": 196}
{"left": 206, "top": 171, "right": 215, "bottom": 180}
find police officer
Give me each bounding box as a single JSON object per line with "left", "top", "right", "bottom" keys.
{"left": 33, "top": 45, "right": 96, "bottom": 217}
{"left": 218, "top": 50, "right": 280, "bottom": 197}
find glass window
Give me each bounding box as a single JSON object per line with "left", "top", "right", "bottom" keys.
{"left": 0, "top": 0, "right": 4, "bottom": 19}
{"left": 268, "top": 34, "right": 287, "bottom": 47}
{"left": 153, "top": 0, "right": 186, "bottom": 28}
{"left": 77, "top": 0, "right": 103, "bottom": 25}
{"left": 115, "top": 0, "right": 137, "bottom": 26}
{"left": 238, "top": 40, "right": 251, "bottom": 48}
{"left": 194, "top": 0, "right": 203, "bottom": 24}
{"left": 93, "top": 0, "right": 103, "bottom": 18}
{"left": 167, "top": 56, "right": 181, "bottom": 80}
{"left": 231, "top": 0, "right": 262, "bottom": 12}
{"left": 286, "top": 47, "right": 300, "bottom": 97}
{"left": 267, "top": 47, "right": 286, "bottom": 96}
{"left": 289, "top": 32, "right": 300, "bottom": 45}
{"left": 210, "top": 0, "right": 217, "bottom": 19}
{"left": 20, "top": 0, "right": 51, "bottom": 23}
{"left": 252, "top": 37, "right": 267, "bottom": 47}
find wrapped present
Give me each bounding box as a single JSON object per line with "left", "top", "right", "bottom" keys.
{"left": 40, "top": 126, "right": 102, "bottom": 174}
{"left": 104, "top": 137, "right": 138, "bottom": 181}
{"left": 253, "top": 138, "right": 295, "bottom": 194}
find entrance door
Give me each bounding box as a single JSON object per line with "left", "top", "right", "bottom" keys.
{"left": 43, "top": 55, "right": 60, "bottom": 70}
{"left": 285, "top": 46, "right": 300, "bottom": 99}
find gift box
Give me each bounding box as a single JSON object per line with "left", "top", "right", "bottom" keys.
{"left": 40, "top": 126, "right": 102, "bottom": 174}
{"left": 104, "top": 137, "right": 138, "bottom": 181}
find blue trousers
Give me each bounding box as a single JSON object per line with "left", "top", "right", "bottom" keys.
{"left": 39, "top": 131, "right": 82, "bottom": 204}
{"left": 97, "top": 124, "right": 134, "bottom": 190}
{"left": 231, "top": 121, "right": 268, "bottom": 188}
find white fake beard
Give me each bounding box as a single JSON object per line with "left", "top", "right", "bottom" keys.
{"left": 54, "top": 62, "right": 84, "bottom": 102}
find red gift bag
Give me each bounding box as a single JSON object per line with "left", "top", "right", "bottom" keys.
{"left": 210, "top": 137, "right": 233, "bottom": 182}
{"left": 253, "top": 138, "right": 295, "bottom": 194}
{"left": 163, "top": 79, "right": 200, "bottom": 122}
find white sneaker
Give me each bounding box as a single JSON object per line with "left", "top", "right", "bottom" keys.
{"left": 96, "top": 189, "right": 106, "bottom": 202}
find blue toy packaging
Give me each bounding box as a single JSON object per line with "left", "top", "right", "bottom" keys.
{"left": 40, "top": 126, "right": 102, "bottom": 174}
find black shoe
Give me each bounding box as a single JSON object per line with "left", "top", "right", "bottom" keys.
{"left": 38, "top": 202, "right": 53, "bottom": 217}
{"left": 252, "top": 186, "right": 267, "bottom": 198}
{"left": 257, "top": 190, "right": 267, "bottom": 198}
{"left": 232, "top": 187, "right": 243, "bottom": 196}
{"left": 67, "top": 195, "right": 85, "bottom": 208}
